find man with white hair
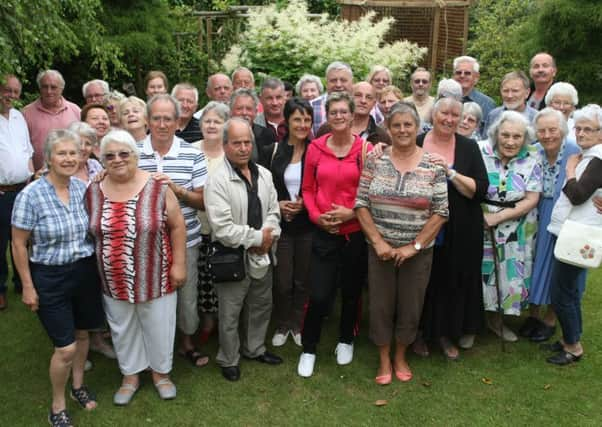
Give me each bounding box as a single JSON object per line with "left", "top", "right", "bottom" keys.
{"left": 232, "top": 67, "right": 255, "bottom": 91}
{"left": 23, "top": 69, "right": 81, "bottom": 170}
{"left": 528, "top": 52, "right": 557, "bottom": 110}
{"left": 193, "top": 73, "right": 233, "bottom": 119}
{"left": 82, "top": 79, "right": 110, "bottom": 105}
{"left": 484, "top": 71, "right": 538, "bottom": 135}
{"left": 311, "top": 61, "right": 354, "bottom": 135}
{"left": 172, "top": 82, "right": 202, "bottom": 143}
{"left": 452, "top": 56, "right": 496, "bottom": 131}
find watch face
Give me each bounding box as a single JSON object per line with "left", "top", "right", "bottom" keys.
{"left": 414, "top": 241, "right": 422, "bottom": 251}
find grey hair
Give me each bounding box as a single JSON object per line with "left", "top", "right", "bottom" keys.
{"left": 436, "top": 78, "right": 463, "bottom": 101}
{"left": 119, "top": 96, "right": 147, "bottom": 120}
{"left": 387, "top": 101, "right": 420, "bottom": 128}
{"left": 229, "top": 88, "right": 259, "bottom": 110}
{"left": 432, "top": 95, "right": 464, "bottom": 116}
{"left": 260, "top": 77, "right": 285, "bottom": 93}
{"left": 325, "top": 61, "right": 353, "bottom": 79}
{"left": 545, "top": 82, "right": 579, "bottom": 107}
{"left": 68, "top": 121, "right": 98, "bottom": 146}
{"left": 106, "top": 90, "right": 126, "bottom": 103}
{"left": 410, "top": 67, "right": 431, "bottom": 81}
{"left": 231, "top": 67, "right": 255, "bottom": 84}
{"left": 573, "top": 104, "right": 602, "bottom": 127}
{"left": 453, "top": 56, "right": 480, "bottom": 73}
{"left": 366, "top": 65, "right": 392, "bottom": 83}
{"left": 295, "top": 74, "right": 324, "bottom": 95}
{"left": 325, "top": 91, "right": 355, "bottom": 115}
{"left": 534, "top": 107, "right": 568, "bottom": 138}
{"left": 222, "top": 117, "right": 255, "bottom": 146}
{"left": 171, "top": 83, "right": 199, "bottom": 104}
{"left": 147, "top": 94, "right": 180, "bottom": 120}
{"left": 44, "top": 129, "right": 81, "bottom": 165}
{"left": 206, "top": 73, "right": 232, "bottom": 90}
{"left": 36, "top": 69, "right": 65, "bottom": 89}
{"left": 487, "top": 110, "right": 536, "bottom": 145}
{"left": 462, "top": 102, "right": 483, "bottom": 124}
{"left": 201, "top": 101, "right": 231, "bottom": 122}
{"left": 99, "top": 129, "right": 140, "bottom": 160}
{"left": 82, "top": 79, "right": 109, "bottom": 98}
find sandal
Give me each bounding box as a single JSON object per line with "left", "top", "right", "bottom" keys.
{"left": 70, "top": 384, "right": 97, "bottom": 410}
{"left": 179, "top": 349, "right": 209, "bottom": 368}
{"left": 48, "top": 409, "right": 73, "bottom": 427}
{"left": 440, "top": 337, "right": 460, "bottom": 361}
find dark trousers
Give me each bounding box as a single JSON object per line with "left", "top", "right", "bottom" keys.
{"left": 302, "top": 230, "right": 367, "bottom": 354}
{"left": 550, "top": 259, "right": 586, "bottom": 345}
{"left": 0, "top": 187, "right": 24, "bottom": 294}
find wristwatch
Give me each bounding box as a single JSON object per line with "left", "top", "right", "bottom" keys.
{"left": 411, "top": 239, "right": 422, "bottom": 251}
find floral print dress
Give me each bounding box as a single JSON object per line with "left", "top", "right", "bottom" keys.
{"left": 479, "top": 141, "right": 542, "bottom": 315}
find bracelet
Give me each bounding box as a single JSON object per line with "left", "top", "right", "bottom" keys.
{"left": 447, "top": 169, "right": 457, "bottom": 181}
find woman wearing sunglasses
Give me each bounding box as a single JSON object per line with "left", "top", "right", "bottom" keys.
{"left": 86, "top": 130, "right": 187, "bottom": 405}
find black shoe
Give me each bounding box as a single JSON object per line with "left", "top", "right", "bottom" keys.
{"left": 221, "top": 366, "right": 240, "bottom": 381}
{"left": 540, "top": 341, "right": 563, "bottom": 352}
{"left": 245, "top": 351, "right": 283, "bottom": 365}
{"left": 546, "top": 350, "right": 582, "bottom": 366}
{"left": 518, "top": 316, "right": 543, "bottom": 337}
{"left": 529, "top": 324, "right": 556, "bottom": 342}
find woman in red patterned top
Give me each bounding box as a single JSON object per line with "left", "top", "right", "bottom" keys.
{"left": 86, "top": 129, "right": 186, "bottom": 405}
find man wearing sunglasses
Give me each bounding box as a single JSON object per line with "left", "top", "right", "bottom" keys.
{"left": 404, "top": 67, "right": 435, "bottom": 123}
{"left": 452, "top": 56, "right": 496, "bottom": 133}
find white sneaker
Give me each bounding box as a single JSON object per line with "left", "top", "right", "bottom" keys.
{"left": 487, "top": 317, "right": 518, "bottom": 342}
{"left": 335, "top": 342, "right": 354, "bottom": 365}
{"left": 297, "top": 353, "right": 316, "bottom": 377}
{"left": 271, "top": 329, "right": 289, "bottom": 347}
{"left": 458, "top": 334, "right": 476, "bottom": 349}
{"left": 84, "top": 360, "right": 93, "bottom": 372}
{"left": 291, "top": 331, "right": 302, "bottom": 347}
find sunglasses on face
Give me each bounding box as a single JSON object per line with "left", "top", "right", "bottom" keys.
{"left": 414, "top": 79, "right": 429, "bottom": 85}
{"left": 103, "top": 150, "right": 132, "bottom": 161}
{"left": 454, "top": 70, "right": 473, "bottom": 76}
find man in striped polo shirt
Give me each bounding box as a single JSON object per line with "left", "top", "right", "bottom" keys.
{"left": 138, "top": 94, "right": 209, "bottom": 367}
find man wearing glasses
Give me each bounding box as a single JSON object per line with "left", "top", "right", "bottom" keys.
{"left": 82, "top": 80, "right": 110, "bottom": 105}
{"left": 452, "top": 56, "right": 496, "bottom": 132}
{"left": 404, "top": 67, "right": 435, "bottom": 123}
{"left": 138, "top": 94, "right": 209, "bottom": 368}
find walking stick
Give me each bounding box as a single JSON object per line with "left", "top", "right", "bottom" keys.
{"left": 488, "top": 226, "right": 506, "bottom": 352}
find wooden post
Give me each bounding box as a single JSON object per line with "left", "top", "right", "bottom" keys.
{"left": 431, "top": 5, "right": 441, "bottom": 72}
{"left": 207, "top": 18, "right": 213, "bottom": 62}
{"left": 198, "top": 16, "right": 203, "bottom": 50}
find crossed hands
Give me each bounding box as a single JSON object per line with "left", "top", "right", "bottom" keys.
{"left": 317, "top": 204, "right": 354, "bottom": 234}
{"left": 373, "top": 240, "right": 417, "bottom": 267}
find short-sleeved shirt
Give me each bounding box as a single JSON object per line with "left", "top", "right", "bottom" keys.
{"left": 11, "top": 176, "right": 94, "bottom": 265}
{"left": 0, "top": 108, "right": 33, "bottom": 185}
{"left": 138, "top": 135, "right": 208, "bottom": 247}
{"left": 355, "top": 149, "right": 449, "bottom": 247}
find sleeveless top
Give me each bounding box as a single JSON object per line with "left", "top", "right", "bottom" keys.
{"left": 86, "top": 178, "right": 173, "bottom": 303}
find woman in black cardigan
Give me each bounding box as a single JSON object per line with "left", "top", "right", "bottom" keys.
{"left": 260, "top": 98, "right": 314, "bottom": 348}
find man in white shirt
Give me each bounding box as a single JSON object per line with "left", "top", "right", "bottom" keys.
{"left": 0, "top": 75, "right": 33, "bottom": 307}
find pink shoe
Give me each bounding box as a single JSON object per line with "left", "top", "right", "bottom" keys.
{"left": 375, "top": 371, "right": 392, "bottom": 385}
{"left": 395, "top": 369, "right": 413, "bottom": 382}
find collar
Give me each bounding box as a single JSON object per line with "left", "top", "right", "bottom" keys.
{"left": 225, "top": 158, "right": 259, "bottom": 180}
{"left": 35, "top": 97, "right": 67, "bottom": 114}
{"left": 141, "top": 135, "right": 181, "bottom": 158}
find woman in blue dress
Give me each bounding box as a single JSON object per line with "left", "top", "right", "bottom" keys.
{"left": 521, "top": 108, "right": 586, "bottom": 342}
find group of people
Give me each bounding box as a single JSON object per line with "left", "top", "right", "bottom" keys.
{"left": 1, "top": 50, "right": 601, "bottom": 427}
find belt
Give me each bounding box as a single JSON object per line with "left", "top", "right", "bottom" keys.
{"left": 0, "top": 181, "right": 28, "bottom": 192}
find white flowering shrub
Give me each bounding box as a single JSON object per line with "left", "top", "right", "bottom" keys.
{"left": 222, "top": 0, "right": 427, "bottom": 84}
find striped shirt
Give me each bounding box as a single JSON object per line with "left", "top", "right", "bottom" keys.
{"left": 138, "top": 136, "right": 208, "bottom": 247}
{"left": 11, "top": 176, "right": 94, "bottom": 265}
{"left": 355, "top": 149, "right": 449, "bottom": 247}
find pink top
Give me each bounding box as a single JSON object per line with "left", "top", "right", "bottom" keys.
{"left": 22, "top": 98, "right": 81, "bottom": 170}
{"left": 302, "top": 133, "right": 372, "bottom": 235}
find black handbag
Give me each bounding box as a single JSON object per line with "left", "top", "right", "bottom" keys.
{"left": 209, "top": 241, "right": 246, "bottom": 283}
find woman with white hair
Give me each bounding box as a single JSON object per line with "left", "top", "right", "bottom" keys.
{"left": 544, "top": 104, "right": 602, "bottom": 364}
{"left": 68, "top": 122, "right": 103, "bottom": 184}
{"left": 545, "top": 82, "right": 579, "bottom": 140}
{"left": 119, "top": 96, "right": 148, "bottom": 143}
{"left": 479, "top": 111, "right": 542, "bottom": 342}
{"left": 295, "top": 74, "right": 324, "bottom": 101}
{"left": 522, "top": 108, "right": 585, "bottom": 342}
{"left": 367, "top": 65, "right": 393, "bottom": 124}
{"left": 86, "top": 130, "right": 187, "bottom": 404}
{"left": 457, "top": 102, "right": 483, "bottom": 141}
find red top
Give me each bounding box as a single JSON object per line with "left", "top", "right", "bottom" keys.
{"left": 302, "top": 133, "right": 372, "bottom": 235}
{"left": 86, "top": 179, "right": 173, "bottom": 303}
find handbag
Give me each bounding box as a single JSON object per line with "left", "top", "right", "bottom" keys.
{"left": 554, "top": 219, "right": 602, "bottom": 268}
{"left": 209, "top": 241, "right": 246, "bottom": 282}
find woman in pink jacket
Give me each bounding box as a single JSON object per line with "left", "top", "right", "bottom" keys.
{"left": 297, "top": 91, "right": 372, "bottom": 377}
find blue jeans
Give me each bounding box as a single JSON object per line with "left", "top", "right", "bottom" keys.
{"left": 550, "top": 259, "right": 586, "bottom": 345}
{"left": 0, "top": 188, "right": 23, "bottom": 294}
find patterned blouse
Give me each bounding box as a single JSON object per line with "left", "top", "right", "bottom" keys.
{"left": 355, "top": 149, "right": 449, "bottom": 247}
{"left": 86, "top": 178, "right": 173, "bottom": 303}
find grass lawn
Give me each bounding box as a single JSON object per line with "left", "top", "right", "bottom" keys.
{"left": 1, "top": 268, "right": 601, "bottom": 427}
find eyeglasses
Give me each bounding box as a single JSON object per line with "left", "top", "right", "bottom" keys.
{"left": 454, "top": 70, "right": 473, "bottom": 77}
{"left": 574, "top": 126, "right": 601, "bottom": 135}
{"left": 103, "top": 150, "right": 133, "bottom": 161}
{"left": 413, "top": 79, "right": 429, "bottom": 85}
{"left": 550, "top": 100, "right": 574, "bottom": 108}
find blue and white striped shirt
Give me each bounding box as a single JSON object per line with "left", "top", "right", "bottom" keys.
{"left": 11, "top": 176, "right": 94, "bottom": 265}
{"left": 138, "top": 136, "right": 208, "bottom": 247}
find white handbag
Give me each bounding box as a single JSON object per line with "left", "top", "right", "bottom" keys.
{"left": 554, "top": 219, "right": 602, "bottom": 268}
